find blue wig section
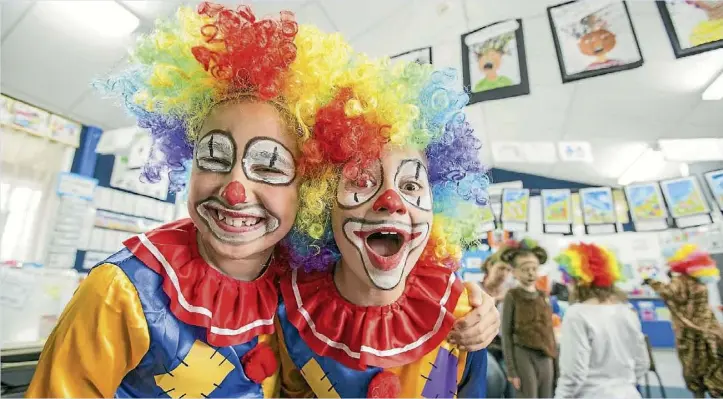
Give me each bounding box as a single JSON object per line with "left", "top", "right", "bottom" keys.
{"left": 94, "top": 66, "right": 194, "bottom": 193}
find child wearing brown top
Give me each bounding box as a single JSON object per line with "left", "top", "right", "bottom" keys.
{"left": 500, "top": 238, "right": 557, "bottom": 398}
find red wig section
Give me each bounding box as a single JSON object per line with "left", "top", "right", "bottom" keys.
{"left": 670, "top": 252, "right": 715, "bottom": 274}
{"left": 298, "top": 88, "right": 389, "bottom": 179}
{"left": 578, "top": 243, "right": 616, "bottom": 288}
{"left": 192, "top": 2, "right": 298, "bottom": 100}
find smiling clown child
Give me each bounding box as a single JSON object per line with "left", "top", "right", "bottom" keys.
{"left": 26, "top": 3, "right": 495, "bottom": 398}
{"left": 274, "top": 52, "right": 491, "bottom": 397}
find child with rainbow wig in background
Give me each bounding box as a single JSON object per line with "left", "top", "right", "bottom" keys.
{"left": 26, "top": 3, "right": 498, "bottom": 398}
{"left": 273, "top": 50, "right": 493, "bottom": 397}
{"left": 555, "top": 243, "right": 649, "bottom": 399}
{"left": 644, "top": 244, "right": 723, "bottom": 398}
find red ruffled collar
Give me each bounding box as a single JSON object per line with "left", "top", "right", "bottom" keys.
{"left": 279, "top": 260, "right": 463, "bottom": 370}
{"left": 124, "top": 219, "right": 279, "bottom": 347}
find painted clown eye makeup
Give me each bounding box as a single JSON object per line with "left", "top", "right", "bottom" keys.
{"left": 242, "top": 137, "right": 296, "bottom": 186}
{"left": 337, "top": 161, "right": 383, "bottom": 209}
{"left": 196, "top": 130, "right": 236, "bottom": 173}
{"left": 395, "top": 159, "right": 432, "bottom": 211}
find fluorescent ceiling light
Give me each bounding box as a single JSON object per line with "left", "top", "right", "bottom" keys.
{"left": 659, "top": 138, "right": 723, "bottom": 162}
{"left": 617, "top": 147, "right": 665, "bottom": 186}
{"left": 702, "top": 71, "right": 723, "bottom": 100}
{"left": 41, "top": 1, "right": 140, "bottom": 38}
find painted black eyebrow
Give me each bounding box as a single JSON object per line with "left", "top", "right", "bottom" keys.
{"left": 394, "top": 159, "right": 428, "bottom": 183}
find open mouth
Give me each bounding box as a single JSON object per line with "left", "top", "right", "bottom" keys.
{"left": 354, "top": 228, "right": 421, "bottom": 271}
{"left": 593, "top": 46, "right": 604, "bottom": 54}
{"left": 205, "top": 204, "right": 265, "bottom": 233}
{"left": 483, "top": 62, "right": 494, "bottom": 69}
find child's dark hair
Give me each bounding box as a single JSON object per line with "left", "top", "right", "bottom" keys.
{"left": 499, "top": 238, "right": 548, "bottom": 267}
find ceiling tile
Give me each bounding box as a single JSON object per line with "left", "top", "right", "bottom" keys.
{"left": 1, "top": 2, "right": 132, "bottom": 113}
{"left": 1, "top": 1, "right": 35, "bottom": 38}
{"left": 318, "top": 0, "right": 409, "bottom": 40}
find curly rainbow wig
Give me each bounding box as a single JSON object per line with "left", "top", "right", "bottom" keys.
{"left": 555, "top": 243, "right": 622, "bottom": 288}
{"left": 281, "top": 60, "right": 490, "bottom": 271}
{"left": 667, "top": 244, "right": 720, "bottom": 284}
{"left": 94, "top": 2, "right": 361, "bottom": 192}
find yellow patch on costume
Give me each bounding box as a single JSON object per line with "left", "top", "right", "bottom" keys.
{"left": 154, "top": 340, "right": 235, "bottom": 399}
{"left": 299, "top": 358, "right": 341, "bottom": 398}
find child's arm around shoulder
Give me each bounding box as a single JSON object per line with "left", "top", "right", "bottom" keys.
{"left": 26, "top": 264, "right": 150, "bottom": 398}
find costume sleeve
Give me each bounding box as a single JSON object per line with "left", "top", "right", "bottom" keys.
{"left": 26, "top": 264, "right": 150, "bottom": 398}
{"left": 500, "top": 290, "right": 517, "bottom": 377}
{"left": 649, "top": 278, "right": 686, "bottom": 305}
{"left": 629, "top": 311, "right": 651, "bottom": 380}
{"left": 275, "top": 319, "right": 314, "bottom": 398}
{"left": 457, "top": 348, "right": 488, "bottom": 398}
{"left": 554, "top": 307, "right": 589, "bottom": 399}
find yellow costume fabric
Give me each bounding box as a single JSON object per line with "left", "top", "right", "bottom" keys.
{"left": 26, "top": 264, "right": 150, "bottom": 398}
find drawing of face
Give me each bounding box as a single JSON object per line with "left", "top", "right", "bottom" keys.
{"left": 579, "top": 29, "right": 617, "bottom": 57}
{"left": 478, "top": 49, "right": 503, "bottom": 78}
{"left": 331, "top": 148, "right": 433, "bottom": 291}
{"left": 187, "top": 101, "right": 299, "bottom": 262}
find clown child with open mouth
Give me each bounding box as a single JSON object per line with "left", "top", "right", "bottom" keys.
{"left": 26, "top": 3, "right": 499, "bottom": 398}
{"left": 273, "top": 34, "right": 492, "bottom": 397}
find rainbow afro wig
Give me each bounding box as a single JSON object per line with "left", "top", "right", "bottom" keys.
{"left": 95, "top": 2, "right": 365, "bottom": 192}
{"left": 555, "top": 243, "right": 622, "bottom": 288}
{"left": 281, "top": 60, "right": 490, "bottom": 271}
{"left": 666, "top": 244, "right": 720, "bottom": 284}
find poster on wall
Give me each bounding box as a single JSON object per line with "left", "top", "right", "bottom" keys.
{"left": 579, "top": 186, "right": 618, "bottom": 234}
{"left": 660, "top": 176, "right": 712, "bottom": 228}
{"left": 704, "top": 169, "right": 723, "bottom": 212}
{"left": 547, "top": 0, "right": 644, "bottom": 83}
{"left": 461, "top": 19, "right": 530, "bottom": 104}
{"left": 571, "top": 193, "right": 584, "bottom": 225}
{"left": 109, "top": 130, "right": 170, "bottom": 201}
{"left": 541, "top": 189, "right": 573, "bottom": 234}
{"left": 657, "top": 1, "right": 723, "bottom": 58}
{"left": 390, "top": 46, "right": 433, "bottom": 65}
{"left": 612, "top": 188, "right": 630, "bottom": 223}
{"left": 624, "top": 182, "right": 669, "bottom": 231}
{"left": 501, "top": 188, "right": 530, "bottom": 232}
{"left": 479, "top": 203, "right": 497, "bottom": 233}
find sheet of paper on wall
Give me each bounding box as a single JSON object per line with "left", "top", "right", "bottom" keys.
{"left": 522, "top": 142, "right": 558, "bottom": 164}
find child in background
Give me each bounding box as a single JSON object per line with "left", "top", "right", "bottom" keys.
{"left": 555, "top": 243, "right": 649, "bottom": 399}
{"left": 500, "top": 238, "right": 557, "bottom": 398}
{"left": 645, "top": 244, "right": 723, "bottom": 398}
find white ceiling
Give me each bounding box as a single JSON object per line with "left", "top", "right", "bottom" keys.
{"left": 2, "top": 0, "right": 722, "bottom": 186}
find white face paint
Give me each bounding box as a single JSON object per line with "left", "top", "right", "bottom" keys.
{"left": 336, "top": 161, "right": 383, "bottom": 209}
{"left": 195, "top": 130, "right": 236, "bottom": 173}
{"left": 331, "top": 148, "right": 434, "bottom": 292}
{"left": 242, "top": 137, "right": 296, "bottom": 186}
{"left": 394, "top": 159, "right": 432, "bottom": 211}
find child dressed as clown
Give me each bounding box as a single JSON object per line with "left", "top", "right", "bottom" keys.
{"left": 645, "top": 244, "right": 722, "bottom": 398}
{"left": 274, "top": 54, "right": 491, "bottom": 398}
{"left": 27, "top": 3, "right": 497, "bottom": 398}
{"left": 555, "top": 243, "right": 649, "bottom": 398}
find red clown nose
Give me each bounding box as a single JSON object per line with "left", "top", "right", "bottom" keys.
{"left": 222, "top": 181, "right": 246, "bottom": 205}
{"left": 372, "top": 189, "right": 407, "bottom": 215}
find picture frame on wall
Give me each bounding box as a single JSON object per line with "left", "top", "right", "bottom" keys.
{"left": 704, "top": 169, "right": 723, "bottom": 212}
{"left": 579, "top": 186, "right": 618, "bottom": 234}
{"left": 624, "top": 181, "right": 669, "bottom": 231}
{"left": 541, "top": 189, "right": 573, "bottom": 234}
{"left": 390, "top": 46, "right": 433, "bottom": 65}
{"left": 660, "top": 176, "right": 712, "bottom": 228}
{"left": 547, "top": 0, "right": 644, "bottom": 83}
{"left": 461, "top": 19, "right": 530, "bottom": 104}
{"left": 500, "top": 188, "right": 530, "bottom": 232}
{"left": 657, "top": 1, "right": 723, "bottom": 58}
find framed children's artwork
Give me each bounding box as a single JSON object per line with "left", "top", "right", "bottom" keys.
{"left": 541, "top": 189, "right": 573, "bottom": 234}
{"left": 390, "top": 46, "right": 433, "bottom": 65}
{"left": 657, "top": 1, "right": 723, "bottom": 58}
{"left": 547, "top": 0, "right": 644, "bottom": 83}
{"left": 579, "top": 186, "right": 618, "bottom": 234}
{"left": 501, "top": 188, "right": 530, "bottom": 232}
{"left": 660, "top": 176, "right": 712, "bottom": 228}
{"left": 624, "top": 182, "right": 669, "bottom": 231}
{"left": 461, "top": 19, "right": 530, "bottom": 104}
{"left": 704, "top": 169, "right": 723, "bottom": 211}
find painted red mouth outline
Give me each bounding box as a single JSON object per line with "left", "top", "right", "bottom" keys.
{"left": 353, "top": 227, "right": 422, "bottom": 271}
